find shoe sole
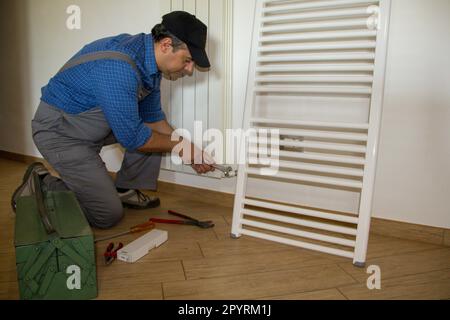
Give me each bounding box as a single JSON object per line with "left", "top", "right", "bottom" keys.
{"left": 122, "top": 198, "right": 161, "bottom": 210}
{"left": 11, "top": 162, "right": 45, "bottom": 212}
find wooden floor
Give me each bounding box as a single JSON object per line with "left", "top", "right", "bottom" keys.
{"left": 1, "top": 158, "right": 449, "bottom": 300}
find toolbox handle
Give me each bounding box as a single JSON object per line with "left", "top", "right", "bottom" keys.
{"left": 33, "top": 171, "right": 56, "bottom": 235}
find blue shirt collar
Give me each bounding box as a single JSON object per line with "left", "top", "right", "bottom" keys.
{"left": 144, "top": 34, "right": 160, "bottom": 77}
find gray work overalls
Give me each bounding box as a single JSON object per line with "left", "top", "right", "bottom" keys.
{"left": 32, "top": 51, "right": 162, "bottom": 229}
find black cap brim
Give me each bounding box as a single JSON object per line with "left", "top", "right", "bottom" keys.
{"left": 188, "top": 45, "right": 210, "bottom": 69}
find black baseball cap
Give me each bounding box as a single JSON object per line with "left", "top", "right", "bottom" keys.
{"left": 161, "top": 11, "right": 210, "bottom": 69}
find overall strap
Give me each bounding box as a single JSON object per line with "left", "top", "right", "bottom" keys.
{"left": 58, "top": 51, "right": 150, "bottom": 100}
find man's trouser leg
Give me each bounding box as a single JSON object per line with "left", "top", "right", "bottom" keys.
{"left": 115, "top": 150, "right": 162, "bottom": 191}
{"left": 32, "top": 102, "right": 162, "bottom": 229}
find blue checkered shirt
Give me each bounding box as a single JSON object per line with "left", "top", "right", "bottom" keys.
{"left": 41, "top": 33, "right": 165, "bottom": 151}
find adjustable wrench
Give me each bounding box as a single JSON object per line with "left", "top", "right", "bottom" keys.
{"left": 212, "top": 164, "right": 237, "bottom": 178}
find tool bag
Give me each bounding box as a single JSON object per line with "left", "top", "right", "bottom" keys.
{"left": 14, "top": 171, "right": 97, "bottom": 300}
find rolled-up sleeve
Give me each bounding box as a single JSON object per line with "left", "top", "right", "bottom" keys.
{"left": 91, "top": 60, "right": 152, "bottom": 151}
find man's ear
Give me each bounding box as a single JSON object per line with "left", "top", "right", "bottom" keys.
{"left": 159, "top": 37, "right": 172, "bottom": 53}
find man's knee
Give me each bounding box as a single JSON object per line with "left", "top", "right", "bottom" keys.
{"left": 85, "top": 199, "right": 124, "bottom": 229}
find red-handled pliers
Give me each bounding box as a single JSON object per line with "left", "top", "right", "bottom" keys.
{"left": 150, "top": 210, "right": 215, "bottom": 229}
{"left": 104, "top": 242, "right": 124, "bottom": 265}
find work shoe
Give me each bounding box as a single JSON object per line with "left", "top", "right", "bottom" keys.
{"left": 11, "top": 162, "right": 49, "bottom": 213}
{"left": 119, "top": 189, "right": 160, "bottom": 210}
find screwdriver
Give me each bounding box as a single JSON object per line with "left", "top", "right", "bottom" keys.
{"left": 94, "top": 221, "right": 155, "bottom": 243}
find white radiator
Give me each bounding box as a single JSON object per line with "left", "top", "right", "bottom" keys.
{"left": 231, "top": 0, "right": 392, "bottom": 266}
{"left": 160, "top": 0, "right": 231, "bottom": 177}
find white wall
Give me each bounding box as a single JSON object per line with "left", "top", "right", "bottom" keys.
{"left": 372, "top": 0, "right": 450, "bottom": 228}
{"left": 0, "top": 0, "right": 163, "bottom": 158}
{"left": 1, "top": 0, "right": 449, "bottom": 228}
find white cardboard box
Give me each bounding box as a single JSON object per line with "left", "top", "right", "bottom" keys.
{"left": 117, "top": 229, "right": 168, "bottom": 263}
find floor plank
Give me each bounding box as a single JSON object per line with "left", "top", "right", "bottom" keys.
{"left": 338, "top": 248, "right": 450, "bottom": 283}
{"left": 338, "top": 269, "right": 450, "bottom": 300}
{"left": 97, "top": 280, "right": 163, "bottom": 300}
{"left": 0, "top": 281, "right": 19, "bottom": 300}
{"left": 183, "top": 249, "right": 335, "bottom": 280}
{"left": 258, "top": 288, "right": 347, "bottom": 300}
{"left": 97, "top": 259, "right": 185, "bottom": 284}
{"left": 163, "top": 264, "right": 356, "bottom": 300}
{"left": 444, "top": 230, "right": 450, "bottom": 247}
{"left": 0, "top": 253, "right": 17, "bottom": 283}
{"left": 366, "top": 234, "right": 443, "bottom": 259}
{"left": 197, "top": 236, "right": 300, "bottom": 259}
{"left": 212, "top": 216, "right": 233, "bottom": 240}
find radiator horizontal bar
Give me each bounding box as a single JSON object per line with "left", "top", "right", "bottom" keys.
{"left": 254, "top": 85, "right": 372, "bottom": 95}
{"left": 256, "top": 64, "right": 375, "bottom": 72}
{"left": 239, "top": 229, "right": 354, "bottom": 259}
{"left": 253, "top": 159, "right": 365, "bottom": 177}
{"left": 262, "top": 19, "right": 371, "bottom": 34}
{"left": 255, "top": 75, "right": 374, "bottom": 83}
{"left": 241, "top": 209, "right": 357, "bottom": 236}
{"left": 255, "top": 127, "right": 368, "bottom": 141}
{"left": 260, "top": 30, "right": 378, "bottom": 43}
{"left": 250, "top": 118, "right": 370, "bottom": 130}
{"left": 241, "top": 218, "right": 356, "bottom": 247}
{"left": 242, "top": 208, "right": 357, "bottom": 235}
{"left": 258, "top": 53, "right": 375, "bottom": 63}
{"left": 248, "top": 149, "right": 366, "bottom": 165}
{"left": 259, "top": 41, "right": 377, "bottom": 53}
{"left": 249, "top": 139, "right": 367, "bottom": 153}
{"left": 243, "top": 198, "right": 359, "bottom": 223}
{"left": 246, "top": 167, "right": 363, "bottom": 189}
{"left": 262, "top": 0, "right": 379, "bottom": 14}
{"left": 261, "top": 7, "right": 373, "bottom": 24}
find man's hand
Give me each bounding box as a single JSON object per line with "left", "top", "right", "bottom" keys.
{"left": 140, "top": 127, "right": 216, "bottom": 175}
{"left": 174, "top": 138, "right": 215, "bottom": 174}
{"left": 191, "top": 148, "right": 215, "bottom": 174}
{"left": 191, "top": 163, "right": 215, "bottom": 175}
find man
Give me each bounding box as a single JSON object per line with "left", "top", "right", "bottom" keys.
{"left": 11, "top": 11, "right": 215, "bottom": 229}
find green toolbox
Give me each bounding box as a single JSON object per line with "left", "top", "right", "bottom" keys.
{"left": 14, "top": 172, "right": 97, "bottom": 300}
